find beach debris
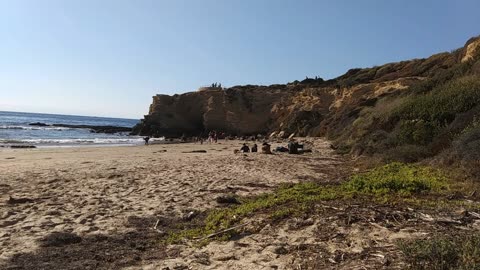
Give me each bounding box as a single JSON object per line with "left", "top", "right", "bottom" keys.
{"left": 153, "top": 219, "right": 161, "bottom": 230}
{"left": 469, "top": 211, "right": 480, "bottom": 219}
{"left": 196, "top": 221, "right": 252, "bottom": 241}
{"left": 214, "top": 255, "right": 237, "bottom": 261}
{"left": 182, "top": 210, "right": 199, "bottom": 221}
{"left": 328, "top": 258, "right": 337, "bottom": 264}
{"left": 193, "top": 252, "right": 211, "bottom": 265}
{"left": 215, "top": 195, "right": 241, "bottom": 204}
{"left": 7, "top": 196, "right": 34, "bottom": 204}
{"left": 107, "top": 173, "right": 124, "bottom": 179}
{"left": 172, "top": 263, "right": 189, "bottom": 270}
{"left": 277, "top": 131, "right": 286, "bottom": 138}
{"left": 182, "top": 150, "right": 207, "bottom": 153}
{"left": 274, "top": 245, "right": 289, "bottom": 255}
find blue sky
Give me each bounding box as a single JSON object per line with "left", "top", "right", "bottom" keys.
{"left": 0, "top": 0, "right": 479, "bottom": 119}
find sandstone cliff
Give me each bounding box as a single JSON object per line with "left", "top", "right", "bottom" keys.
{"left": 134, "top": 36, "right": 480, "bottom": 143}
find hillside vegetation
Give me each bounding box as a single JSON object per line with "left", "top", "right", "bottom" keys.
{"left": 329, "top": 37, "right": 480, "bottom": 177}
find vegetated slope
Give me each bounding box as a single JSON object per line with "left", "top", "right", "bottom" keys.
{"left": 326, "top": 36, "right": 480, "bottom": 175}
{"left": 135, "top": 36, "right": 480, "bottom": 167}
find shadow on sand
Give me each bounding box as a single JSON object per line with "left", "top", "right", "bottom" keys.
{"left": 1, "top": 215, "right": 176, "bottom": 270}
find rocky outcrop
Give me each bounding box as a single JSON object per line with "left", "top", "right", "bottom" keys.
{"left": 133, "top": 86, "right": 296, "bottom": 137}
{"left": 29, "top": 123, "right": 132, "bottom": 134}
{"left": 134, "top": 36, "right": 480, "bottom": 138}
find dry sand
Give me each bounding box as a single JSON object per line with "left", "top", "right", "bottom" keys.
{"left": 3, "top": 139, "right": 474, "bottom": 269}
{"left": 0, "top": 138, "right": 347, "bottom": 269}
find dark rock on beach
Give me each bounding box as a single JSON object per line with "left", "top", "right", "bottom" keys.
{"left": 28, "top": 122, "right": 132, "bottom": 134}
{"left": 52, "top": 124, "right": 132, "bottom": 134}
{"left": 29, "top": 122, "right": 49, "bottom": 127}
{"left": 10, "top": 145, "right": 36, "bottom": 149}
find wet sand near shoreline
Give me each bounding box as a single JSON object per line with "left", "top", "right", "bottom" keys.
{"left": 0, "top": 138, "right": 348, "bottom": 269}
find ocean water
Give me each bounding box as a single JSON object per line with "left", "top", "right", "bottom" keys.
{"left": 0, "top": 111, "right": 144, "bottom": 147}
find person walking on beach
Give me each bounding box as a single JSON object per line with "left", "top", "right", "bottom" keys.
{"left": 208, "top": 131, "right": 213, "bottom": 143}
{"left": 144, "top": 136, "right": 150, "bottom": 145}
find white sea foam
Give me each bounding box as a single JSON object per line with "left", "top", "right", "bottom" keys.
{"left": 0, "top": 137, "right": 147, "bottom": 145}
{"left": 0, "top": 125, "right": 74, "bottom": 131}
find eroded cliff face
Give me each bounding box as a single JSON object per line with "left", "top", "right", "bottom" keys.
{"left": 133, "top": 86, "right": 296, "bottom": 136}
{"left": 134, "top": 36, "right": 480, "bottom": 138}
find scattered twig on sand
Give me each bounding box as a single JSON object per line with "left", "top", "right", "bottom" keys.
{"left": 181, "top": 150, "right": 207, "bottom": 153}
{"left": 124, "top": 189, "right": 136, "bottom": 197}
{"left": 153, "top": 219, "right": 160, "bottom": 230}
{"left": 415, "top": 212, "right": 464, "bottom": 225}
{"left": 417, "top": 212, "right": 434, "bottom": 222}
{"left": 195, "top": 221, "right": 252, "bottom": 241}
{"left": 470, "top": 211, "right": 480, "bottom": 219}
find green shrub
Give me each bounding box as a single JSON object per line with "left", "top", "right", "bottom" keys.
{"left": 453, "top": 125, "right": 480, "bottom": 162}
{"left": 397, "top": 119, "right": 441, "bottom": 145}
{"left": 167, "top": 182, "right": 339, "bottom": 243}
{"left": 343, "top": 162, "right": 448, "bottom": 195}
{"left": 384, "top": 145, "right": 432, "bottom": 163}
{"left": 392, "top": 76, "right": 480, "bottom": 125}
{"left": 399, "top": 234, "right": 480, "bottom": 270}
{"left": 168, "top": 163, "right": 453, "bottom": 244}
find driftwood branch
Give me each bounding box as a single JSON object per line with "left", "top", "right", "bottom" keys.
{"left": 469, "top": 211, "right": 480, "bottom": 219}
{"left": 195, "top": 221, "right": 252, "bottom": 241}
{"left": 153, "top": 219, "right": 160, "bottom": 230}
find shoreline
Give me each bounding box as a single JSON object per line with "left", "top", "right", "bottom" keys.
{"left": 0, "top": 138, "right": 170, "bottom": 149}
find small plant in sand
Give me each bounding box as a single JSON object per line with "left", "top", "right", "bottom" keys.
{"left": 167, "top": 163, "right": 455, "bottom": 245}
{"left": 343, "top": 162, "right": 448, "bottom": 196}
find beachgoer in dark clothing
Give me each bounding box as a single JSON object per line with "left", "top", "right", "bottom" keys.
{"left": 262, "top": 142, "right": 272, "bottom": 154}
{"left": 288, "top": 140, "right": 299, "bottom": 154}
{"left": 251, "top": 144, "right": 258, "bottom": 152}
{"left": 144, "top": 136, "right": 150, "bottom": 145}
{"left": 240, "top": 143, "right": 250, "bottom": 153}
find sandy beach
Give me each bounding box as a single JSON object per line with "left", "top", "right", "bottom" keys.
{"left": 0, "top": 138, "right": 348, "bottom": 269}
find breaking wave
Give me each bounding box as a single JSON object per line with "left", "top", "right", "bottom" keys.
{"left": 0, "top": 125, "right": 74, "bottom": 131}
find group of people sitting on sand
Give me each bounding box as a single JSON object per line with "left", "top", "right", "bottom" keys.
{"left": 238, "top": 142, "right": 272, "bottom": 154}
{"left": 237, "top": 139, "right": 311, "bottom": 155}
